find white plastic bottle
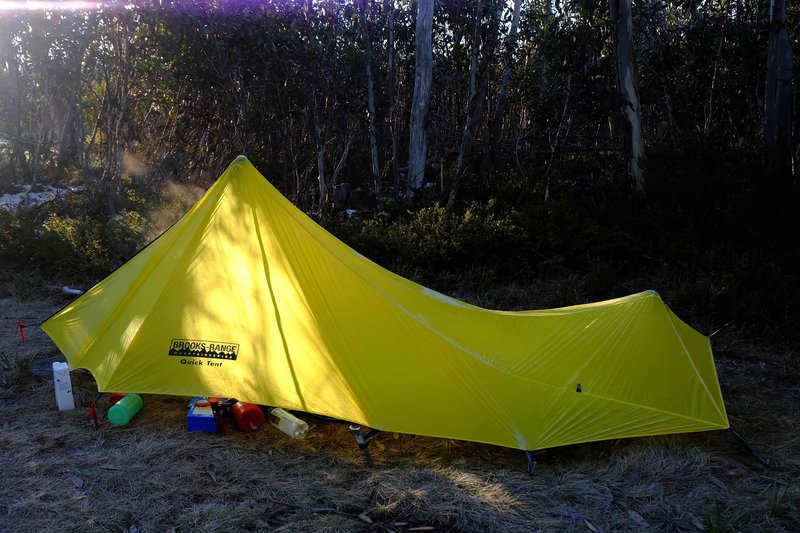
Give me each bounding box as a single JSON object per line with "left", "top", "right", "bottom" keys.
{"left": 268, "top": 407, "right": 308, "bottom": 439}
{"left": 52, "top": 362, "right": 75, "bottom": 411}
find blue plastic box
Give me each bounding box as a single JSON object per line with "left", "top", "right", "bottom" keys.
{"left": 187, "top": 398, "right": 217, "bottom": 432}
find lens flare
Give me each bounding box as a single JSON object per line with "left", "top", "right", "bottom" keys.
{"left": 0, "top": 1, "right": 102, "bottom": 10}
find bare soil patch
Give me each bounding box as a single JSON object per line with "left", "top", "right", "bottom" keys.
{"left": 1, "top": 296, "right": 798, "bottom": 532}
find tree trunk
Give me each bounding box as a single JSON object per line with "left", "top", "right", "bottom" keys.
{"left": 329, "top": 129, "right": 355, "bottom": 195}
{"left": 489, "top": 0, "right": 522, "bottom": 142}
{"left": 386, "top": 0, "right": 400, "bottom": 201}
{"left": 313, "top": 95, "right": 327, "bottom": 210}
{"left": 25, "top": 96, "right": 50, "bottom": 208}
{"left": 539, "top": 0, "right": 552, "bottom": 105}
{"left": 485, "top": 0, "right": 522, "bottom": 176}
{"left": 704, "top": 14, "right": 728, "bottom": 136}
{"left": 1, "top": 21, "right": 31, "bottom": 185}
{"left": 764, "top": 0, "right": 794, "bottom": 174}
{"left": 447, "top": 0, "right": 486, "bottom": 209}
{"left": 609, "top": 0, "right": 645, "bottom": 196}
{"left": 406, "top": 0, "right": 434, "bottom": 198}
{"left": 316, "top": 141, "right": 327, "bottom": 209}
{"left": 102, "top": 18, "right": 134, "bottom": 217}
{"left": 56, "top": 101, "right": 79, "bottom": 168}
{"left": 360, "top": 0, "right": 382, "bottom": 207}
{"left": 109, "top": 87, "right": 128, "bottom": 216}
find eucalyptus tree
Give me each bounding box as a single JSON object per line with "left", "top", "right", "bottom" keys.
{"left": 488, "top": 0, "right": 523, "bottom": 158}
{"left": 609, "top": 0, "right": 644, "bottom": 195}
{"left": 359, "top": 0, "right": 382, "bottom": 205}
{"left": 406, "top": 0, "right": 434, "bottom": 198}
{"left": 764, "top": 0, "right": 794, "bottom": 174}
{"left": 447, "top": 0, "right": 502, "bottom": 209}
{"left": 0, "top": 11, "right": 97, "bottom": 194}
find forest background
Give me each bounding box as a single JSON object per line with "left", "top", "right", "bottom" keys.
{"left": 0, "top": 0, "right": 797, "bottom": 342}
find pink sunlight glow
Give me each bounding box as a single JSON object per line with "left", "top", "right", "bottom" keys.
{"left": 0, "top": 1, "right": 102, "bottom": 10}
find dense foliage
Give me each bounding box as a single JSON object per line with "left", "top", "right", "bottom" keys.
{"left": 0, "top": 0, "right": 797, "bottom": 336}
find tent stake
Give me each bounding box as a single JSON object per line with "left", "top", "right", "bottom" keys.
{"left": 728, "top": 428, "right": 770, "bottom": 468}
{"left": 525, "top": 451, "right": 536, "bottom": 476}
{"left": 349, "top": 425, "right": 381, "bottom": 467}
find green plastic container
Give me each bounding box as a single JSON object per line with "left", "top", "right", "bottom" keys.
{"left": 108, "top": 393, "right": 143, "bottom": 425}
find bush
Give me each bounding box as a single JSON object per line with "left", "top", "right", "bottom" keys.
{"left": 327, "top": 202, "right": 527, "bottom": 278}
{"left": 39, "top": 213, "right": 109, "bottom": 274}
{"left": 0, "top": 203, "right": 152, "bottom": 281}
{"left": 105, "top": 210, "right": 151, "bottom": 261}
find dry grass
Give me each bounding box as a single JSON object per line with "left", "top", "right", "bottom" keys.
{"left": 1, "top": 296, "right": 798, "bottom": 532}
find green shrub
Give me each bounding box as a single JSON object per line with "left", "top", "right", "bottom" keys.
{"left": 105, "top": 209, "right": 151, "bottom": 261}
{"left": 0, "top": 190, "right": 154, "bottom": 280}
{"left": 0, "top": 209, "right": 31, "bottom": 260}
{"left": 39, "top": 213, "right": 109, "bottom": 273}
{"left": 328, "top": 202, "right": 527, "bottom": 277}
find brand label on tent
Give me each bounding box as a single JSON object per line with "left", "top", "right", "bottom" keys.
{"left": 168, "top": 339, "right": 239, "bottom": 360}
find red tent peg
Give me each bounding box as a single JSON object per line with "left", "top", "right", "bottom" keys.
{"left": 89, "top": 400, "right": 100, "bottom": 430}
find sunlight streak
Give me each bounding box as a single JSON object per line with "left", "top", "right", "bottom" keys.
{"left": 0, "top": 1, "right": 101, "bottom": 10}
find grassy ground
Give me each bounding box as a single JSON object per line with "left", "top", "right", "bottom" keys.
{"left": 1, "top": 294, "right": 798, "bottom": 532}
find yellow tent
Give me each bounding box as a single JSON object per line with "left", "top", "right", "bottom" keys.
{"left": 42, "top": 156, "right": 729, "bottom": 451}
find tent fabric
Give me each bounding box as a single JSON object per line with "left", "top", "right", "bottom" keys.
{"left": 42, "top": 156, "right": 729, "bottom": 451}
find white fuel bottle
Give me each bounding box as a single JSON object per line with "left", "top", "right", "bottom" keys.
{"left": 52, "top": 362, "right": 75, "bottom": 411}
{"left": 268, "top": 407, "right": 308, "bottom": 439}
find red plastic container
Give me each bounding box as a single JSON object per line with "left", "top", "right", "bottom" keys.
{"left": 231, "top": 402, "right": 265, "bottom": 432}
{"left": 108, "top": 392, "right": 126, "bottom": 405}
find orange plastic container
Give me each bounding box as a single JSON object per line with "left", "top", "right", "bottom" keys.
{"left": 231, "top": 402, "right": 265, "bottom": 432}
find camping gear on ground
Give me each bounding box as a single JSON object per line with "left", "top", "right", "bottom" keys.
{"left": 108, "top": 392, "right": 126, "bottom": 405}
{"left": 269, "top": 407, "right": 309, "bottom": 439}
{"left": 15, "top": 320, "right": 27, "bottom": 342}
{"left": 88, "top": 399, "right": 100, "bottom": 430}
{"left": 231, "top": 401, "right": 265, "bottom": 432}
{"left": 108, "top": 393, "right": 143, "bottom": 425}
{"left": 187, "top": 397, "right": 218, "bottom": 432}
{"left": 52, "top": 362, "right": 75, "bottom": 411}
{"left": 186, "top": 397, "right": 235, "bottom": 433}
{"left": 210, "top": 399, "right": 230, "bottom": 435}
{"left": 41, "top": 156, "right": 729, "bottom": 454}
{"left": 349, "top": 425, "right": 380, "bottom": 466}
